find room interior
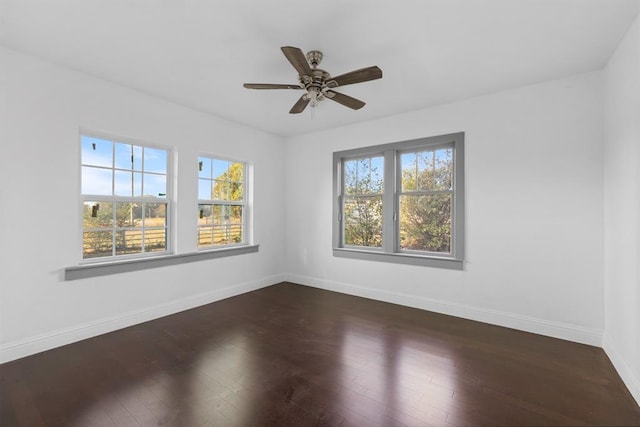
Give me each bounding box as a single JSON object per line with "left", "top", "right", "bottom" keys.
{"left": 1, "top": 0, "right": 640, "bottom": 424}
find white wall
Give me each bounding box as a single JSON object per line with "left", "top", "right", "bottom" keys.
{"left": 284, "top": 72, "right": 605, "bottom": 345}
{"left": 0, "top": 47, "right": 286, "bottom": 362}
{"left": 603, "top": 14, "right": 640, "bottom": 404}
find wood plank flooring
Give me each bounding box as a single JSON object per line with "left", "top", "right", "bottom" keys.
{"left": 1, "top": 282, "right": 639, "bottom": 426}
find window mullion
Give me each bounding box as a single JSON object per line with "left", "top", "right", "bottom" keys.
{"left": 382, "top": 149, "right": 395, "bottom": 253}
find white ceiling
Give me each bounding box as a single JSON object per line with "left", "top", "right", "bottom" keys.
{"left": 1, "top": 0, "right": 638, "bottom": 137}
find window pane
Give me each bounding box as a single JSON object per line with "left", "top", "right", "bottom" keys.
{"left": 144, "top": 228, "right": 166, "bottom": 252}
{"left": 212, "top": 159, "right": 229, "bottom": 179}
{"left": 198, "top": 204, "right": 212, "bottom": 225}
{"left": 144, "top": 203, "right": 166, "bottom": 227}
{"left": 114, "top": 142, "right": 141, "bottom": 171}
{"left": 143, "top": 147, "right": 167, "bottom": 174}
{"left": 355, "top": 157, "right": 383, "bottom": 194}
{"left": 83, "top": 231, "right": 113, "bottom": 258}
{"left": 198, "top": 226, "right": 213, "bottom": 246}
{"left": 213, "top": 204, "right": 230, "bottom": 225}
{"left": 230, "top": 182, "right": 243, "bottom": 201}
{"left": 115, "top": 230, "right": 142, "bottom": 255}
{"left": 198, "top": 157, "right": 212, "bottom": 179}
{"left": 81, "top": 136, "right": 112, "bottom": 167}
{"left": 434, "top": 148, "right": 453, "bottom": 191}
{"left": 199, "top": 179, "right": 212, "bottom": 200}
{"left": 399, "top": 194, "right": 451, "bottom": 253}
{"left": 344, "top": 160, "right": 357, "bottom": 195}
{"left": 229, "top": 205, "right": 243, "bottom": 224}
{"left": 83, "top": 202, "right": 113, "bottom": 228}
{"left": 213, "top": 180, "right": 229, "bottom": 200}
{"left": 230, "top": 162, "right": 244, "bottom": 182}
{"left": 401, "top": 152, "right": 417, "bottom": 191}
{"left": 143, "top": 173, "right": 167, "bottom": 198}
{"left": 213, "top": 225, "right": 242, "bottom": 245}
{"left": 115, "top": 202, "right": 142, "bottom": 228}
{"left": 114, "top": 170, "right": 134, "bottom": 196}
{"left": 82, "top": 166, "right": 112, "bottom": 195}
{"left": 344, "top": 196, "right": 383, "bottom": 247}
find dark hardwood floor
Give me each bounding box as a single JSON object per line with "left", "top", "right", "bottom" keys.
{"left": 1, "top": 282, "right": 639, "bottom": 426}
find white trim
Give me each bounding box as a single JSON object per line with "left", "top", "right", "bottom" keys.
{"left": 603, "top": 334, "right": 640, "bottom": 406}
{"left": 284, "top": 273, "right": 603, "bottom": 346}
{"left": 0, "top": 274, "right": 285, "bottom": 364}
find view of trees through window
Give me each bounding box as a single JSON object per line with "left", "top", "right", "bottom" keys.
{"left": 198, "top": 157, "right": 245, "bottom": 247}
{"left": 400, "top": 147, "right": 453, "bottom": 253}
{"left": 342, "top": 146, "right": 454, "bottom": 253}
{"left": 81, "top": 135, "right": 168, "bottom": 259}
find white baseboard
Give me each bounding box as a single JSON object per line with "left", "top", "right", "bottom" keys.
{"left": 603, "top": 334, "right": 640, "bottom": 406}
{"left": 0, "top": 274, "right": 285, "bottom": 364}
{"left": 285, "top": 273, "right": 603, "bottom": 347}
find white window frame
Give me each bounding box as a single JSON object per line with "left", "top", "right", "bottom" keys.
{"left": 332, "top": 132, "right": 464, "bottom": 270}
{"left": 197, "top": 154, "right": 249, "bottom": 250}
{"left": 79, "top": 130, "right": 173, "bottom": 263}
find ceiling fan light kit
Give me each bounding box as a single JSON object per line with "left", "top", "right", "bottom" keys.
{"left": 243, "top": 46, "right": 382, "bottom": 114}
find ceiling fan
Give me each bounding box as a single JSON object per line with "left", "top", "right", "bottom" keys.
{"left": 243, "top": 46, "right": 383, "bottom": 114}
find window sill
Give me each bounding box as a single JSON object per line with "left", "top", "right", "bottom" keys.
{"left": 333, "top": 248, "right": 463, "bottom": 270}
{"left": 65, "top": 245, "right": 259, "bottom": 281}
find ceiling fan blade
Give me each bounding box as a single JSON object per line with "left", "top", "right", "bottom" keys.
{"left": 325, "top": 90, "right": 366, "bottom": 110}
{"left": 289, "top": 95, "right": 310, "bottom": 114}
{"left": 281, "top": 46, "right": 312, "bottom": 76}
{"left": 243, "top": 83, "right": 302, "bottom": 89}
{"left": 326, "top": 66, "right": 382, "bottom": 88}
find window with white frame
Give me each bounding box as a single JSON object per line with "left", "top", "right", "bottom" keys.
{"left": 80, "top": 134, "right": 170, "bottom": 260}
{"left": 333, "top": 132, "right": 464, "bottom": 269}
{"left": 198, "top": 156, "right": 247, "bottom": 248}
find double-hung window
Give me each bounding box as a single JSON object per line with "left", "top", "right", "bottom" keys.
{"left": 333, "top": 132, "right": 464, "bottom": 269}
{"left": 198, "top": 156, "right": 247, "bottom": 248}
{"left": 80, "top": 133, "right": 170, "bottom": 260}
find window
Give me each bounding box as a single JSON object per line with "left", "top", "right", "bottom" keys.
{"left": 80, "top": 133, "right": 170, "bottom": 260}
{"left": 198, "top": 155, "right": 247, "bottom": 248}
{"left": 333, "top": 132, "right": 464, "bottom": 269}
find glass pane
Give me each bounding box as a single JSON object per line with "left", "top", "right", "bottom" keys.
{"left": 213, "top": 204, "right": 230, "bottom": 225}
{"left": 144, "top": 228, "right": 166, "bottom": 252}
{"left": 229, "top": 182, "right": 243, "bottom": 201}
{"left": 144, "top": 203, "right": 166, "bottom": 227}
{"left": 399, "top": 194, "right": 451, "bottom": 253}
{"left": 198, "top": 157, "right": 212, "bottom": 179}
{"left": 81, "top": 166, "right": 112, "bottom": 195}
{"left": 212, "top": 159, "right": 229, "bottom": 179}
{"left": 143, "top": 147, "right": 167, "bottom": 174}
{"left": 198, "top": 204, "right": 212, "bottom": 225}
{"left": 115, "top": 229, "right": 142, "bottom": 255}
{"left": 198, "top": 226, "right": 213, "bottom": 247}
{"left": 230, "top": 205, "right": 243, "bottom": 224}
{"left": 401, "top": 152, "right": 417, "bottom": 191}
{"left": 212, "top": 180, "right": 229, "bottom": 200}
{"left": 115, "top": 202, "right": 142, "bottom": 228}
{"left": 143, "top": 173, "right": 167, "bottom": 198}
{"left": 355, "top": 157, "right": 383, "bottom": 194}
{"left": 115, "top": 142, "right": 136, "bottom": 171}
{"left": 230, "top": 162, "right": 244, "bottom": 182}
{"left": 114, "top": 170, "right": 133, "bottom": 196}
{"left": 344, "top": 160, "right": 357, "bottom": 195}
{"left": 81, "top": 136, "right": 112, "bottom": 167}
{"left": 417, "top": 151, "right": 434, "bottom": 190}
{"left": 83, "top": 201, "right": 113, "bottom": 228}
{"left": 343, "top": 196, "right": 383, "bottom": 247}
{"left": 83, "top": 231, "right": 113, "bottom": 258}
{"left": 434, "top": 148, "right": 453, "bottom": 191}
{"left": 212, "top": 225, "right": 242, "bottom": 245}
{"left": 199, "top": 179, "right": 212, "bottom": 200}
{"left": 133, "top": 172, "right": 142, "bottom": 197}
